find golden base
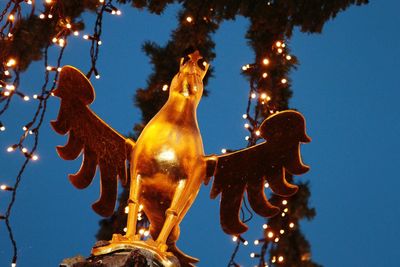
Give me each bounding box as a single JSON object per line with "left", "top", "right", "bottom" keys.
{"left": 91, "top": 234, "right": 177, "bottom": 267}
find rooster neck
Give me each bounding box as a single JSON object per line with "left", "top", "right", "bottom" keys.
{"left": 156, "top": 94, "right": 199, "bottom": 126}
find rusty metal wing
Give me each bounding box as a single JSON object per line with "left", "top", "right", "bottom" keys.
{"left": 51, "top": 66, "right": 134, "bottom": 217}
{"left": 206, "top": 110, "right": 311, "bottom": 235}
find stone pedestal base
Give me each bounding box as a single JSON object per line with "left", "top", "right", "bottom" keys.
{"left": 60, "top": 248, "right": 180, "bottom": 267}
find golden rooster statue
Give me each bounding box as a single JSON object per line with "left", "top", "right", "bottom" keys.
{"left": 51, "top": 51, "right": 311, "bottom": 266}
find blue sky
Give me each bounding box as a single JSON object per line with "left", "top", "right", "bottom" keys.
{"left": 1, "top": 1, "right": 400, "bottom": 266}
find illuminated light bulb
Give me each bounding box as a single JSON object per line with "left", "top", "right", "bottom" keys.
{"left": 245, "top": 136, "right": 250, "bottom": 141}
{"left": 241, "top": 65, "right": 248, "bottom": 71}
{"left": 186, "top": 16, "right": 193, "bottom": 23}
{"left": 124, "top": 206, "right": 129, "bottom": 214}
{"left": 281, "top": 78, "right": 287, "bottom": 84}
{"left": 32, "top": 154, "right": 39, "bottom": 161}
{"left": 51, "top": 92, "right": 55, "bottom": 96}
{"left": 139, "top": 204, "right": 144, "bottom": 211}
{"left": 4, "top": 70, "right": 10, "bottom": 76}
{"left": 52, "top": 37, "right": 58, "bottom": 43}
{"left": 264, "top": 182, "right": 269, "bottom": 188}
{"left": 6, "top": 58, "right": 16, "bottom": 67}
{"left": 4, "top": 91, "right": 10, "bottom": 96}
{"left": 261, "top": 93, "right": 268, "bottom": 99}
{"left": 267, "top": 96, "right": 271, "bottom": 101}
{"left": 11, "top": 262, "right": 16, "bottom": 267}
{"left": 244, "top": 123, "right": 250, "bottom": 129}
{"left": 262, "top": 72, "right": 268, "bottom": 78}
{"left": 48, "top": 14, "right": 53, "bottom": 19}
{"left": 280, "top": 229, "right": 285, "bottom": 234}
{"left": 45, "top": 0, "right": 52, "bottom": 3}
{"left": 99, "top": 0, "right": 105, "bottom": 3}
{"left": 139, "top": 228, "right": 145, "bottom": 235}
{"left": 221, "top": 148, "right": 227, "bottom": 154}
{"left": 57, "top": 67, "right": 62, "bottom": 72}
{"left": 29, "top": 130, "right": 34, "bottom": 135}
{"left": 243, "top": 240, "right": 248, "bottom": 246}
{"left": 66, "top": 23, "right": 72, "bottom": 29}
{"left": 0, "top": 185, "right": 7, "bottom": 190}
{"left": 202, "top": 61, "right": 207, "bottom": 67}
{"left": 242, "top": 114, "right": 247, "bottom": 119}
{"left": 26, "top": 0, "right": 33, "bottom": 4}
{"left": 83, "top": 34, "right": 89, "bottom": 40}
{"left": 289, "top": 222, "right": 295, "bottom": 228}
{"left": 23, "top": 95, "right": 30, "bottom": 101}
{"left": 262, "top": 224, "right": 268, "bottom": 229}
{"left": 250, "top": 253, "right": 256, "bottom": 258}
{"left": 7, "top": 146, "right": 15, "bottom": 152}
{"left": 22, "top": 147, "right": 28, "bottom": 153}
{"left": 33, "top": 94, "right": 38, "bottom": 99}
{"left": 95, "top": 74, "right": 101, "bottom": 79}
{"left": 0, "top": 125, "right": 5, "bottom": 131}
{"left": 262, "top": 58, "right": 269, "bottom": 65}
{"left": 281, "top": 212, "right": 286, "bottom": 217}
{"left": 271, "top": 256, "right": 276, "bottom": 263}
{"left": 277, "top": 48, "right": 283, "bottom": 54}
{"left": 283, "top": 208, "right": 288, "bottom": 213}
{"left": 144, "top": 230, "right": 150, "bottom": 236}
{"left": 6, "top": 84, "right": 15, "bottom": 90}
{"left": 254, "top": 240, "right": 259, "bottom": 245}
{"left": 267, "top": 231, "right": 274, "bottom": 238}
{"left": 162, "top": 84, "right": 169, "bottom": 91}
{"left": 278, "top": 256, "right": 284, "bottom": 262}
{"left": 73, "top": 31, "right": 79, "bottom": 36}
{"left": 281, "top": 43, "right": 286, "bottom": 48}
{"left": 8, "top": 14, "right": 15, "bottom": 21}
{"left": 123, "top": 227, "right": 127, "bottom": 232}
{"left": 39, "top": 14, "right": 45, "bottom": 19}
{"left": 251, "top": 92, "right": 256, "bottom": 99}
{"left": 286, "top": 55, "right": 292, "bottom": 60}
{"left": 7, "top": 33, "right": 12, "bottom": 37}
{"left": 282, "top": 199, "right": 288, "bottom": 205}
{"left": 97, "top": 40, "right": 102, "bottom": 45}
{"left": 116, "top": 10, "right": 122, "bottom": 15}
{"left": 255, "top": 130, "right": 261, "bottom": 136}
{"left": 232, "top": 236, "right": 238, "bottom": 242}
{"left": 58, "top": 39, "right": 65, "bottom": 47}
{"left": 274, "top": 237, "right": 279, "bottom": 242}
{"left": 276, "top": 41, "right": 282, "bottom": 47}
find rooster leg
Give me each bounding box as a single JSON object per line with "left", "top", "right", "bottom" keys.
{"left": 125, "top": 174, "right": 142, "bottom": 240}
{"left": 155, "top": 179, "right": 187, "bottom": 251}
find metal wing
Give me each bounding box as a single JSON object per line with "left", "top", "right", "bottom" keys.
{"left": 51, "top": 66, "right": 134, "bottom": 217}
{"left": 206, "top": 110, "right": 311, "bottom": 235}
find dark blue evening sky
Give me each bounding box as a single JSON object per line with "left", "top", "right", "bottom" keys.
{"left": 1, "top": 1, "right": 399, "bottom": 266}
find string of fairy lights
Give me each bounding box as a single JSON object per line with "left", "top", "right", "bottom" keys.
{"left": 224, "top": 39, "right": 299, "bottom": 266}
{"left": 0, "top": 1, "right": 122, "bottom": 266}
